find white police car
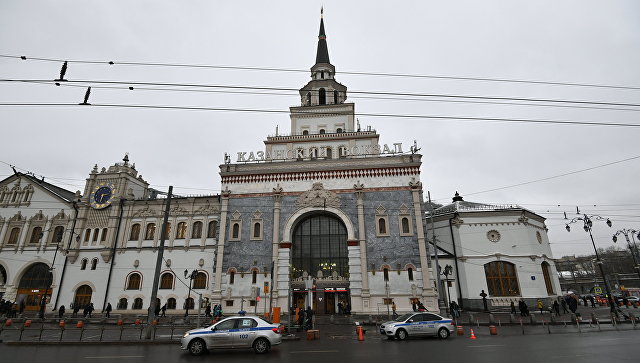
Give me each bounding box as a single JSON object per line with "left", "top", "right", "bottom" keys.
{"left": 181, "top": 316, "right": 282, "bottom": 355}
{"left": 380, "top": 312, "right": 454, "bottom": 340}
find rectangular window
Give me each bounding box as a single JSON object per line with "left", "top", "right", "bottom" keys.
{"left": 225, "top": 300, "right": 234, "bottom": 307}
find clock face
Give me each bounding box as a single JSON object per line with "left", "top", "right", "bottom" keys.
{"left": 91, "top": 183, "right": 115, "bottom": 209}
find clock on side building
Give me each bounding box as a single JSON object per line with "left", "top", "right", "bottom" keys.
{"left": 90, "top": 182, "right": 116, "bottom": 209}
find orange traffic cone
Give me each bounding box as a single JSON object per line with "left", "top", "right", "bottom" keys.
{"left": 357, "top": 326, "right": 364, "bottom": 341}
{"left": 470, "top": 328, "right": 477, "bottom": 340}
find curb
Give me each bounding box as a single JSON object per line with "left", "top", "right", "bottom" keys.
{"left": 4, "top": 340, "right": 179, "bottom": 346}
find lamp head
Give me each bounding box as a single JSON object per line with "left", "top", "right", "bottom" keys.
{"left": 184, "top": 269, "right": 188, "bottom": 278}
{"left": 606, "top": 219, "right": 612, "bottom": 227}
{"left": 565, "top": 225, "right": 571, "bottom": 232}
{"left": 613, "top": 235, "right": 618, "bottom": 243}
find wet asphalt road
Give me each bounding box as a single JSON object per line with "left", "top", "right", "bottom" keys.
{"left": 1, "top": 328, "right": 639, "bottom": 363}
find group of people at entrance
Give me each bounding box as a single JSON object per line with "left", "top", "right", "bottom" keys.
{"left": 296, "top": 306, "right": 314, "bottom": 330}
{"left": 0, "top": 299, "right": 24, "bottom": 318}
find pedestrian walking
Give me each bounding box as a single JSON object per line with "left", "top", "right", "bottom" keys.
{"left": 161, "top": 303, "right": 167, "bottom": 317}
{"left": 83, "top": 304, "right": 89, "bottom": 318}
{"left": 58, "top": 305, "right": 65, "bottom": 319}
{"left": 297, "top": 308, "right": 306, "bottom": 329}
{"left": 412, "top": 301, "right": 417, "bottom": 312}
{"left": 205, "top": 304, "right": 212, "bottom": 317}
{"left": 105, "top": 302, "right": 112, "bottom": 318}
{"left": 154, "top": 303, "right": 161, "bottom": 317}
{"left": 536, "top": 299, "right": 544, "bottom": 314}
{"left": 560, "top": 297, "right": 568, "bottom": 313}
{"left": 305, "top": 306, "right": 314, "bottom": 330}
{"left": 589, "top": 295, "right": 596, "bottom": 308}
{"left": 582, "top": 296, "right": 588, "bottom": 307}
{"left": 391, "top": 301, "right": 397, "bottom": 318}
{"left": 510, "top": 301, "right": 516, "bottom": 314}
{"left": 480, "top": 290, "right": 489, "bottom": 312}
{"left": 73, "top": 304, "right": 80, "bottom": 317}
{"left": 553, "top": 300, "right": 560, "bottom": 316}
{"left": 450, "top": 301, "right": 460, "bottom": 318}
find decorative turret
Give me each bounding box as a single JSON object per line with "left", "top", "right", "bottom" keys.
{"left": 299, "top": 9, "right": 347, "bottom": 107}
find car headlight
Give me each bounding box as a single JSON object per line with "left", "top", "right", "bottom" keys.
{"left": 183, "top": 332, "right": 190, "bottom": 338}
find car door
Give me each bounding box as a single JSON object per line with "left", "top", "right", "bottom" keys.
{"left": 206, "top": 318, "right": 237, "bottom": 348}
{"left": 232, "top": 318, "right": 258, "bottom": 347}
{"left": 421, "top": 313, "right": 441, "bottom": 336}
{"left": 407, "top": 314, "right": 425, "bottom": 335}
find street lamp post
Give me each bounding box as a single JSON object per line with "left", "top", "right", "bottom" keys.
{"left": 184, "top": 269, "right": 198, "bottom": 318}
{"left": 565, "top": 210, "right": 617, "bottom": 316}
{"left": 442, "top": 265, "right": 453, "bottom": 313}
{"left": 612, "top": 228, "right": 640, "bottom": 280}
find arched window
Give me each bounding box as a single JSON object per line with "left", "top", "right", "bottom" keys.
{"left": 336, "top": 128, "right": 343, "bottom": 133}
{"left": 18, "top": 263, "right": 52, "bottom": 289}
{"left": 302, "top": 130, "right": 309, "bottom": 135}
{"left": 542, "top": 262, "right": 554, "bottom": 295}
{"left": 133, "top": 298, "right": 143, "bottom": 309}
{"left": 129, "top": 224, "right": 140, "bottom": 241}
{"left": 383, "top": 268, "right": 389, "bottom": 282}
{"left": 320, "top": 71, "right": 324, "bottom": 79}
{"left": 408, "top": 267, "right": 414, "bottom": 281}
{"left": 184, "top": 297, "right": 194, "bottom": 309}
{"left": 207, "top": 221, "right": 218, "bottom": 238}
{"left": 229, "top": 270, "right": 235, "bottom": 285}
{"left": 160, "top": 272, "right": 173, "bottom": 289}
{"left": 92, "top": 228, "right": 99, "bottom": 243}
{"left": 29, "top": 227, "right": 42, "bottom": 243}
{"left": 52, "top": 226, "right": 65, "bottom": 243}
{"left": 127, "top": 273, "right": 142, "bottom": 290}
{"left": 306, "top": 92, "right": 311, "bottom": 106}
{"left": 29, "top": 227, "right": 42, "bottom": 244}
{"left": 252, "top": 270, "right": 257, "bottom": 284}
{"left": 84, "top": 229, "right": 91, "bottom": 242}
{"left": 378, "top": 218, "right": 387, "bottom": 234}
{"left": 319, "top": 129, "right": 326, "bottom": 134}
{"left": 192, "top": 221, "right": 203, "bottom": 239}
{"left": 91, "top": 258, "right": 98, "bottom": 270}
{"left": 193, "top": 272, "right": 207, "bottom": 289}
{"left": 117, "top": 298, "right": 128, "bottom": 310}
{"left": 232, "top": 223, "right": 240, "bottom": 239}
{"left": 319, "top": 88, "right": 326, "bottom": 105}
{"left": 292, "top": 214, "right": 348, "bottom": 279}
{"left": 484, "top": 261, "right": 520, "bottom": 296}
{"left": 80, "top": 259, "right": 88, "bottom": 270}
{"left": 334, "top": 90, "right": 338, "bottom": 104}
{"left": 325, "top": 147, "right": 332, "bottom": 159}
{"left": 73, "top": 285, "right": 93, "bottom": 309}
{"left": 253, "top": 222, "right": 261, "bottom": 239}
{"left": 401, "top": 217, "right": 410, "bottom": 234}
{"left": 8, "top": 227, "right": 21, "bottom": 244}
{"left": 175, "top": 222, "right": 187, "bottom": 239}
{"left": 145, "top": 223, "right": 156, "bottom": 240}
{"left": 101, "top": 228, "right": 108, "bottom": 242}
{"left": 167, "top": 298, "right": 176, "bottom": 309}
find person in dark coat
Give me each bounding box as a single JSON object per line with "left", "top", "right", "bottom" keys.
{"left": 88, "top": 303, "right": 94, "bottom": 318}
{"left": 83, "top": 304, "right": 89, "bottom": 318}
{"left": 305, "top": 306, "right": 313, "bottom": 330}
{"left": 567, "top": 296, "right": 577, "bottom": 314}
{"left": 73, "top": 304, "right": 80, "bottom": 317}
{"left": 589, "top": 295, "right": 596, "bottom": 308}
{"left": 297, "top": 308, "right": 306, "bottom": 328}
{"left": 553, "top": 301, "right": 560, "bottom": 316}
{"left": 560, "top": 297, "right": 569, "bottom": 313}
{"left": 58, "top": 305, "right": 66, "bottom": 319}
{"left": 510, "top": 301, "right": 516, "bottom": 314}
{"left": 161, "top": 303, "right": 167, "bottom": 317}
{"left": 205, "top": 304, "right": 212, "bottom": 317}
{"left": 154, "top": 303, "right": 161, "bottom": 317}
{"left": 105, "top": 302, "right": 112, "bottom": 318}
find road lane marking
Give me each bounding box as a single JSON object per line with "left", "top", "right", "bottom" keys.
{"left": 84, "top": 356, "right": 144, "bottom": 359}
{"left": 466, "top": 345, "right": 506, "bottom": 348}
{"left": 290, "top": 350, "right": 340, "bottom": 354}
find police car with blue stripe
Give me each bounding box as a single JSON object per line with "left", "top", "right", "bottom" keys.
{"left": 380, "top": 312, "right": 454, "bottom": 340}
{"left": 181, "top": 316, "right": 282, "bottom": 355}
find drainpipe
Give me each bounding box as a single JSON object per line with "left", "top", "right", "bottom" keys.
{"left": 102, "top": 198, "right": 125, "bottom": 310}
{"left": 448, "top": 215, "right": 464, "bottom": 309}
{"left": 54, "top": 200, "right": 78, "bottom": 309}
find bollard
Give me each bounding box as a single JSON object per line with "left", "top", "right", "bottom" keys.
{"left": 469, "top": 328, "right": 477, "bottom": 339}
{"left": 135, "top": 318, "right": 141, "bottom": 325}
{"left": 59, "top": 320, "right": 65, "bottom": 328}
{"left": 356, "top": 325, "right": 364, "bottom": 341}
{"left": 117, "top": 319, "right": 123, "bottom": 326}
{"left": 456, "top": 325, "right": 464, "bottom": 336}
{"left": 5, "top": 319, "right": 12, "bottom": 327}
{"left": 24, "top": 320, "right": 32, "bottom": 327}
{"left": 151, "top": 319, "right": 158, "bottom": 326}
{"left": 489, "top": 325, "right": 497, "bottom": 335}
{"left": 76, "top": 320, "right": 84, "bottom": 328}
{"left": 520, "top": 318, "right": 524, "bottom": 335}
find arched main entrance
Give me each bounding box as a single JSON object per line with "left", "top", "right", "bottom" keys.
{"left": 74, "top": 285, "right": 93, "bottom": 310}
{"left": 291, "top": 213, "right": 350, "bottom": 314}
{"left": 17, "top": 263, "right": 52, "bottom": 311}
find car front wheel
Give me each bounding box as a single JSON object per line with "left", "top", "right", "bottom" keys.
{"left": 188, "top": 338, "right": 206, "bottom": 356}
{"left": 396, "top": 329, "right": 408, "bottom": 341}
{"left": 253, "top": 338, "right": 270, "bottom": 354}
{"left": 438, "top": 328, "right": 450, "bottom": 339}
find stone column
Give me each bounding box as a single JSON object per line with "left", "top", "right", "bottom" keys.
{"left": 17, "top": 220, "right": 30, "bottom": 252}
{"left": 354, "top": 182, "right": 370, "bottom": 307}
{"left": 0, "top": 219, "right": 8, "bottom": 249}
{"left": 276, "top": 246, "right": 291, "bottom": 311}
{"left": 271, "top": 185, "right": 283, "bottom": 301}
{"left": 410, "top": 179, "right": 438, "bottom": 310}
{"left": 40, "top": 219, "right": 53, "bottom": 251}
{"left": 212, "top": 188, "right": 231, "bottom": 303}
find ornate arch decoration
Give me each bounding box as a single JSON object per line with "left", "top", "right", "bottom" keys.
{"left": 282, "top": 206, "right": 356, "bottom": 244}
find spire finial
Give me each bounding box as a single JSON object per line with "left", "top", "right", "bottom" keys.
{"left": 321, "top": 6, "right": 323, "bottom": 18}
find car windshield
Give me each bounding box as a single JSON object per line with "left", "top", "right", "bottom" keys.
{"left": 394, "top": 313, "right": 414, "bottom": 322}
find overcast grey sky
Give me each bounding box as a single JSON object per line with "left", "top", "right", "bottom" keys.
{"left": 1, "top": 1, "right": 639, "bottom": 258}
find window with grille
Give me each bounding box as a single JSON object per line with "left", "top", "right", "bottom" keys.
{"left": 484, "top": 261, "right": 520, "bottom": 296}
